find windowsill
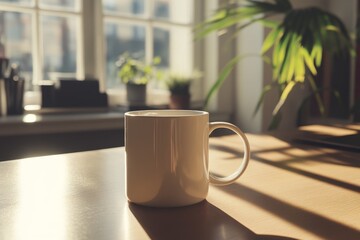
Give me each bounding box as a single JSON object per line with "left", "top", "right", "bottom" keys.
{"left": 0, "top": 105, "right": 232, "bottom": 137}
{"left": 3, "top": 89, "right": 230, "bottom": 137}
{"left": 0, "top": 107, "right": 125, "bottom": 136}
{"left": 12, "top": 89, "right": 171, "bottom": 137}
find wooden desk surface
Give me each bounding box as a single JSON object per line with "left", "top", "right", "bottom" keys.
{"left": 1, "top": 126, "right": 359, "bottom": 240}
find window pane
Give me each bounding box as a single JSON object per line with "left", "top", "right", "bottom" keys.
{"left": 153, "top": 27, "right": 169, "bottom": 68}
{"left": 104, "top": 21, "right": 145, "bottom": 88}
{"left": 153, "top": 0, "right": 169, "bottom": 19}
{"left": 103, "top": 0, "right": 145, "bottom": 16}
{"left": 0, "top": 0, "right": 33, "bottom": 5}
{"left": 153, "top": 0, "right": 193, "bottom": 24}
{"left": 41, "top": 15, "right": 77, "bottom": 80}
{"left": 39, "top": 0, "right": 80, "bottom": 11}
{"left": 0, "top": 11, "right": 33, "bottom": 90}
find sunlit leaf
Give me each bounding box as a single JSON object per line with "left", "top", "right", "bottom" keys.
{"left": 325, "top": 24, "right": 340, "bottom": 32}
{"left": 224, "top": 15, "right": 280, "bottom": 46}
{"left": 279, "top": 47, "right": 291, "bottom": 83}
{"left": 195, "top": 13, "right": 248, "bottom": 39}
{"left": 196, "top": 0, "right": 293, "bottom": 39}
{"left": 294, "top": 48, "right": 305, "bottom": 82}
{"left": 278, "top": 34, "right": 291, "bottom": 66}
{"left": 272, "top": 29, "right": 283, "bottom": 68}
{"left": 286, "top": 35, "right": 301, "bottom": 82}
{"left": 311, "top": 31, "right": 323, "bottom": 67}
{"left": 261, "top": 27, "right": 281, "bottom": 54}
{"left": 301, "top": 48, "right": 317, "bottom": 75}
{"left": 273, "top": 81, "right": 297, "bottom": 115}
{"left": 260, "top": 19, "right": 280, "bottom": 29}
{"left": 273, "top": 33, "right": 291, "bottom": 81}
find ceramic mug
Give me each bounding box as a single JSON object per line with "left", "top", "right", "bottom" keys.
{"left": 125, "top": 110, "right": 250, "bottom": 207}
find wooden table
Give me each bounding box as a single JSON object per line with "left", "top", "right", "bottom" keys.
{"left": 1, "top": 126, "right": 360, "bottom": 240}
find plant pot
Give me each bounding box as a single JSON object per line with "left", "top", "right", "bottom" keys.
{"left": 169, "top": 94, "right": 190, "bottom": 109}
{"left": 126, "top": 83, "right": 146, "bottom": 105}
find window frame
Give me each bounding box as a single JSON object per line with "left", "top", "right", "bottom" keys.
{"left": 95, "top": 0, "right": 199, "bottom": 92}
{"left": 0, "top": 0, "right": 204, "bottom": 105}
{"left": 0, "top": 0, "right": 84, "bottom": 91}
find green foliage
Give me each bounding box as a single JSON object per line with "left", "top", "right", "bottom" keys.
{"left": 204, "top": 55, "right": 243, "bottom": 108}
{"left": 166, "top": 75, "right": 191, "bottom": 95}
{"left": 116, "top": 53, "right": 161, "bottom": 85}
{"left": 197, "top": 0, "right": 354, "bottom": 129}
{"left": 165, "top": 71, "right": 201, "bottom": 95}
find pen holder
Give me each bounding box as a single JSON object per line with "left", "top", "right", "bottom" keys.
{"left": 6, "top": 78, "right": 25, "bottom": 115}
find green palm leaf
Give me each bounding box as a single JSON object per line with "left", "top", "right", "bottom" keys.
{"left": 195, "top": 0, "right": 293, "bottom": 39}
{"left": 253, "top": 83, "right": 274, "bottom": 117}
{"left": 203, "top": 55, "right": 242, "bottom": 109}
{"left": 301, "top": 47, "right": 317, "bottom": 75}
{"left": 272, "top": 81, "right": 297, "bottom": 116}
{"left": 203, "top": 54, "right": 261, "bottom": 109}
{"left": 262, "top": 26, "right": 281, "bottom": 54}
{"left": 294, "top": 48, "right": 305, "bottom": 82}
{"left": 268, "top": 7, "right": 353, "bottom": 85}
{"left": 196, "top": 0, "right": 354, "bottom": 129}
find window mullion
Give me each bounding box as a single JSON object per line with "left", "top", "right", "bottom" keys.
{"left": 76, "top": 0, "right": 84, "bottom": 80}
{"left": 145, "top": 0, "right": 154, "bottom": 64}
{"left": 94, "top": 0, "right": 105, "bottom": 91}
{"left": 33, "top": 0, "right": 42, "bottom": 86}
{"left": 146, "top": 23, "right": 153, "bottom": 64}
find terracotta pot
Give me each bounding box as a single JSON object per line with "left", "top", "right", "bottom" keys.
{"left": 126, "top": 83, "right": 146, "bottom": 105}
{"left": 169, "top": 94, "right": 190, "bottom": 109}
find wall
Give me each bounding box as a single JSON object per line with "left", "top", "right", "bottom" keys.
{"left": 235, "top": 22, "right": 264, "bottom": 133}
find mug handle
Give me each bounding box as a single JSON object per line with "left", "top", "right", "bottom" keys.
{"left": 208, "top": 122, "right": 250, "bottom": 186}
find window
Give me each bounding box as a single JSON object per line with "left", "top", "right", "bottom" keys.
{"left": 0, "top": 0, "right": 197, "bottom": 103}
{"left": 101, "top": 0, "right": 195, "bottom": 89}
{"left": 0, "top": 0, "right": 82, "bottom": 92}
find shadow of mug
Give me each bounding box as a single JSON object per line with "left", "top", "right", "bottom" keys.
{"left": 129, "top": 201, "right": 299, "bottom": 240}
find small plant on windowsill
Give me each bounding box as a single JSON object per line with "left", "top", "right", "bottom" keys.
{"left": 165, "top": 71, "right": 201, "bottom": 109}
{"left": 116, "top": 52, "right": 161, "bottom": 105}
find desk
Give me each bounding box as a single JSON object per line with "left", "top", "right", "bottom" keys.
{"left": 0, "top": 110, "right": 125, "bottom": 161}
{"left": 1, "top": 128, "right": 360, "bottom": 240}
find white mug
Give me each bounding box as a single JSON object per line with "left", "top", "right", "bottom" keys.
{"left": 125, "top": 110, "right": 250, "bottom": 207}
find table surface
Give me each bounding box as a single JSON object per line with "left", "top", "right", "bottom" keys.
{"left": 1, "top": 125, "right": 360, "bottom": 240}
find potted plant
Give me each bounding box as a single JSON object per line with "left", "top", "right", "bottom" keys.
{"left": 116, "top": 53, "right": 160, "bottom": 105}
{"left": 197, "top": 0, "right": 354, "bottom": 129}
{"left": 164, "top": 71, "right": 201, "bottom": 109}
